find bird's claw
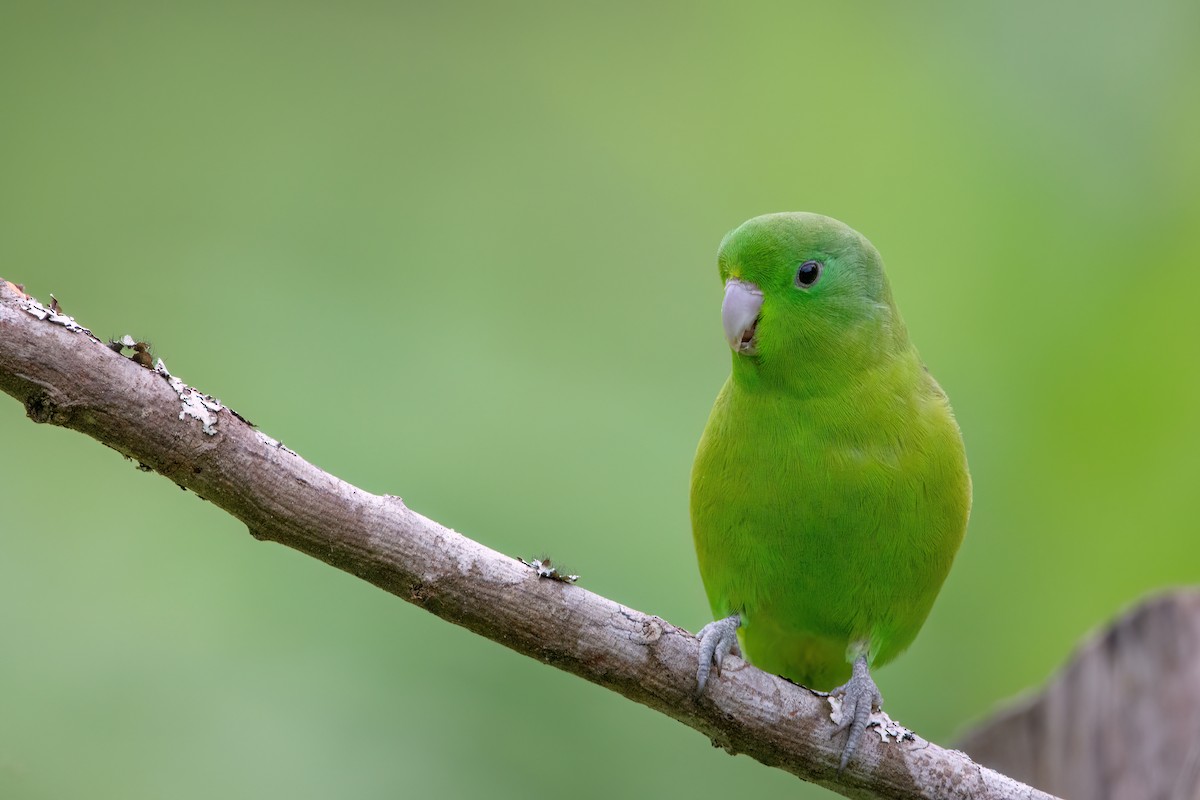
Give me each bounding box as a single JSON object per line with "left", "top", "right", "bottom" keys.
{"left": 696, "top": 614, "right": 741, "bottom": 695}
{"left": 830, "top": 655, "right": 882, "bottom": 773}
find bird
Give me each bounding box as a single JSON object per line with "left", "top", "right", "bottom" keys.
{"left": 690, "top": 212, "right": 971, "bottom": 771}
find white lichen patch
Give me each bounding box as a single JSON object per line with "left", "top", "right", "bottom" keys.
{"left": 521, "top": 557, "right": 580, "bottom": 583}
{"left": 828, "top": 696, "right": 914, "bottom": 744}
{"left": 154, "top": 359, "right": 223, "bottom": 436}
{"left": 867, "top": 709, "right": 913, "bottom": 744}
{"left": 19, "top": 295, "right": 98, "bottom": 339}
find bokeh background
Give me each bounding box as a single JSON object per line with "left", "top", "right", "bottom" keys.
{"left": 2, "top": 3, "right": 1198, "bottom": 798}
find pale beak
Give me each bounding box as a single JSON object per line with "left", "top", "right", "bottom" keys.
{"left": 722, "top": 278, "right": 763, "bottom": 355}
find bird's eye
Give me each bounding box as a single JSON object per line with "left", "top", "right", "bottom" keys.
{"left": 795, "top": 260, "right": 823, "bottom": 289}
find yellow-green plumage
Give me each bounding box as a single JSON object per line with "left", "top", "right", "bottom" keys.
{"left": 691, "top": 212, "right": 970, "bottom": 691}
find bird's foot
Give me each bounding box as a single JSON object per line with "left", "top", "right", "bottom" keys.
{"left": 695, "top": 614, "right": 741, "bottom": 695}
{"left": 830, "top": 655, "right": 882, "bottom": 773}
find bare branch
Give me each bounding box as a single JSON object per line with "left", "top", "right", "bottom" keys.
{"left": 0, "top": 280, "right": 1058, "bottom": 800}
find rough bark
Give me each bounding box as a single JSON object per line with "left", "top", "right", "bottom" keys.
{"left": 0, "top": 279, "right": 1058, "bottom": 800}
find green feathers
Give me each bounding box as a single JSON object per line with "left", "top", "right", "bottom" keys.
{"left": 691, "top": 213, "right": 970, "bottom": 690}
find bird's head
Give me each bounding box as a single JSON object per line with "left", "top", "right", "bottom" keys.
{"left": 716, "top": 212, "right": 909, "bottom": 391}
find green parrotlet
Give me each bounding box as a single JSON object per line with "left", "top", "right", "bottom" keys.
{"left": 690, "top": 212, "right": 970, "bottom": 771}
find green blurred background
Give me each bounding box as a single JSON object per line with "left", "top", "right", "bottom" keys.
{"left": 2, "top": 2, "right": 1198, "bottom": 798}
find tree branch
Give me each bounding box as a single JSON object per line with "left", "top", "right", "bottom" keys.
{"left": 0, "top": 279, "right": 1057, "bottom": 800}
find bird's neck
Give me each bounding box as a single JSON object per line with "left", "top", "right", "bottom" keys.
{"left": 730, "top": 323, "right": 916, "bottom": 400}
